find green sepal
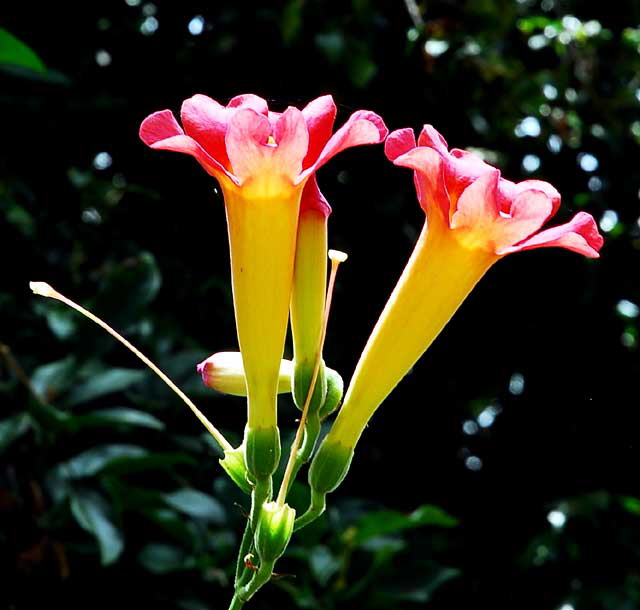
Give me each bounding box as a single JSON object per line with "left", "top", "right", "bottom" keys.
{"left": 308, "top": 437, "right": 354, "bottom": 494}
{"left": 220, "top": 445, "right": 252, "bottom": 495}
{"left": 254, "top": 500, "right": 296, "bottom": 563}
{"left": 318, "top": 367, "right": 344, "bottom": 420}
{"left": 292, "top": 358, "right": 327, "bottom": 413}
{"left": 245, "top": 425, "right": 281, "bottom": 480}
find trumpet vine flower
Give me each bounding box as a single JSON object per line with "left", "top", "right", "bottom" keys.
{"left": 140, "top": 94, "right": 386, "bottom": 479}
{"left": 300, "top": 125, "right": 603, "bottom": 525}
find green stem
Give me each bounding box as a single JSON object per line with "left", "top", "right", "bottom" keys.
{"left": 284, "top": 411, "right": 321, "bottom": 497}
{"left": 228, "top": 593, "right": 245, "bottom": 610}
{"left": 293, "top": 488, "right": 326, "bottom": 531}
{"left": 236, "top": 561, "right": 276, "bottom": 604}
{"left": 234, "top": 476, "right": 272, "bottom": 589}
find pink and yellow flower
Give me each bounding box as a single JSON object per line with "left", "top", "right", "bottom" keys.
{"left": 324, "top": 124, "right": 603, "bottom": 451}
{"left": 140, "top": 94, "right": 386, "bottom": 477}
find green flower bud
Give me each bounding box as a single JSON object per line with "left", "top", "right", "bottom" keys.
{"left": 255, "top": 501, "right": 296, "bottom": 563}
{"left": 308, "top": 437, "right": 354, "bottom": 494}
{"left": 318, "top": 367, "right": 344, "bottom": 420}
{"left": 245, "top": 425, "right": 281, "bottom": 480}
{"left": 219, "top": 445, "right": 251, "bottom": 495}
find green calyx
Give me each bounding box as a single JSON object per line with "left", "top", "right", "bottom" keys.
{"left": 245, "top": 425, "right": 281, "bottom": 480}
{"left": 254, "top": 500, "right": 296, "bottom": 563}
{"left": 318, "top": 367, "right": 344, "bottom": 420}
{"left": 292, "top": 358, "right": 327, "bottom": 413}
{"left": 220, "top": 445, "right": 252, "bottom": 495}
{"left": 308, "top": 437, "right": 354, "bottom": 494}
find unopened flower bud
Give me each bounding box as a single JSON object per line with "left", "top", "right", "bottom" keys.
{"left": 255, "top": 501, "right": 295, "bottom": 563}
{"left": 308, "top": 437, "right": 353, "bottom": 494}
{"left": 197, "top": 352, "right": 293, "bottom": 396}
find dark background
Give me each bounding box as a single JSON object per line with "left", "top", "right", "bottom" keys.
{"left": 2, "top": 1, "right": 639, "bottom": 609}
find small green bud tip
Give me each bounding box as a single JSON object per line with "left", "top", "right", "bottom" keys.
{"left": 255, "top": 501, "right": 296, "bottom": 563}
{"left": 220, "top": 446, "right": 252, "bottom": 495}
{"left": 309, "top": 438, "right": 354, "bottom": 494}
{"left": 318, "top": 367, "right": 344, "bottom": 420}
{"left": 293, "top": 359, "right": 327, "bottom": 412}
{"left": 245, "top": 426, "right": 281, "bottom": 480}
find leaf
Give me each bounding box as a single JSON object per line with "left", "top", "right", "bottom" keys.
{"left": 65, "top": 368, "right": 147, "bottom": 406}
{"left": 91, "top": 252, "right": 162, "bottom": 328}
{"left": 0, "top": 413, "right": 31, "bottom": 455}
{"left": 55, "top": 444, "right": 148, "bottom": 479}
{"left": 163, "top": 489, "right": 226, "bottom": 523}
{"left": 31, "top": 356, "right": 77, "bottom": 401}
{"left": 138, "top": 543, "right": 195, "bottom": 574}
{"left": 0, "top": 28, "right": 46, "bottom": 73}
{"left": 75, "top": 407, "right": 165, "bottom": 430}
{"left": 309, "top": 545, "right": 341, "bottom": 587}
{"left": 70, "top": 489, "right": 124, "bottom": 565}
{"left": 351, "top": 504, "right": 458, "bottom": 544}
{"left": 620, "top": 496, "right": 640, "bottom": 516}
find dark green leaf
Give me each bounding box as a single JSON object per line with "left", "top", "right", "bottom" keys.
{"left": 0, "top": 27, "right": 46, "bottom": 73}
{"left": 0, "top": 413, "right": 31, "bottom": 455}
{"left": 351, "top": 504, "right": 458, "bottom": 544}
{"left": 65, "top": 368, "right": 147, "bottom": 406}
{"left": 70, "top": 489, "right": 124, "bottom": 565}
{"left": 163, "top": 489, "right": 226, "bottom": 523}
{"left": 138, "top": 543, "right": 195, "bottom": 574}
{"left": 31, "top": 356, "right": 77, "bottom": 401}
{"left": 75, "top": 407, "right": 165, "bottom": 430}
{"left": 309, "top": 545, "right": 341, "bottom": 586}
{"left": 54, "top": 444, "right": 148, "bottom": 479}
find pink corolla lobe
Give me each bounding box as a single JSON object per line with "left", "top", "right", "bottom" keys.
{"left": 139, "top": 93, "right": 388, "bottom": 188}
{"left": 385, "top": 125, "right": 603, "bottom": 258}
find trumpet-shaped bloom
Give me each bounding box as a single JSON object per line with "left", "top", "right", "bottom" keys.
{"left": 326, "top": 124, "right": 603, "bottom": 449}
{"left": 140, "top": 95, "right": 386, "bottom": 441}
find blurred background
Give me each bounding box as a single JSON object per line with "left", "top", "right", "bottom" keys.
{"left": 2, "top": 1, "right": 639, "bottom": 608}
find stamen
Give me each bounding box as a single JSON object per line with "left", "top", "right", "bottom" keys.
{"left": 267, "top": 135, "right": 277, "bottom": 146}
{"left": 276, "top": 249, "right": 348, "bottom": 506}
{"left": 29, "top": 281, "right": 232, "bottom": 452}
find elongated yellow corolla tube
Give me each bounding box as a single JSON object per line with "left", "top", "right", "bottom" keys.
{"left": 224, "top": 180, "right": 303, "bottom": 431}
{"left": 326, "top": 220, "right": 497, "bottom": 449}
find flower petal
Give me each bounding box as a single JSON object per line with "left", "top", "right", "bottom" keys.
{"left": 452, "top": 172, "right": 557, "bottom": 253}
{"left": 499, "top": 211, "right": 603, "bottom": 258}
{"left": 140, "top": 110, "right": 236, "bottom": 181}
{"left": 227, "top": 94, "right": 270, "bottom": 114}
{"left": 450, "top": 169, "right": 501, "bottom": 245}
{"left": 273, "top": 106, "right": 309, "bottom": 180}
{"left": 384, "top": 128, "right": 417, "bottom": 162}
{"left": 139, "top": 109, "right": 185, "bottom": 145}
{"left": 301, "top": 110, "right": 388, "bottom": 181}
{"left": 498, "top": 178, "right": 560, "bottom": 216}
{"left": 418, "top": 125, "right": 493, "bottom": 204}
{"left": 392, "top": 146, "right": 450, "bottom": 220}
{"left": 225, "top": 108, "right": 273, "bottom": 182}
{"left": 301, "top": 94, "right": 337, "bottom": 167}
{"left": 180, "top": 94, "right": 232, "bottom": 169}
{"left": 300, "top": 175, "right": 331, "bottom": 216}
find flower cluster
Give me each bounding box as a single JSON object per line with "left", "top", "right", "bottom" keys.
{"left": 34, "top": 93, "right": 603, "bottom": 610}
